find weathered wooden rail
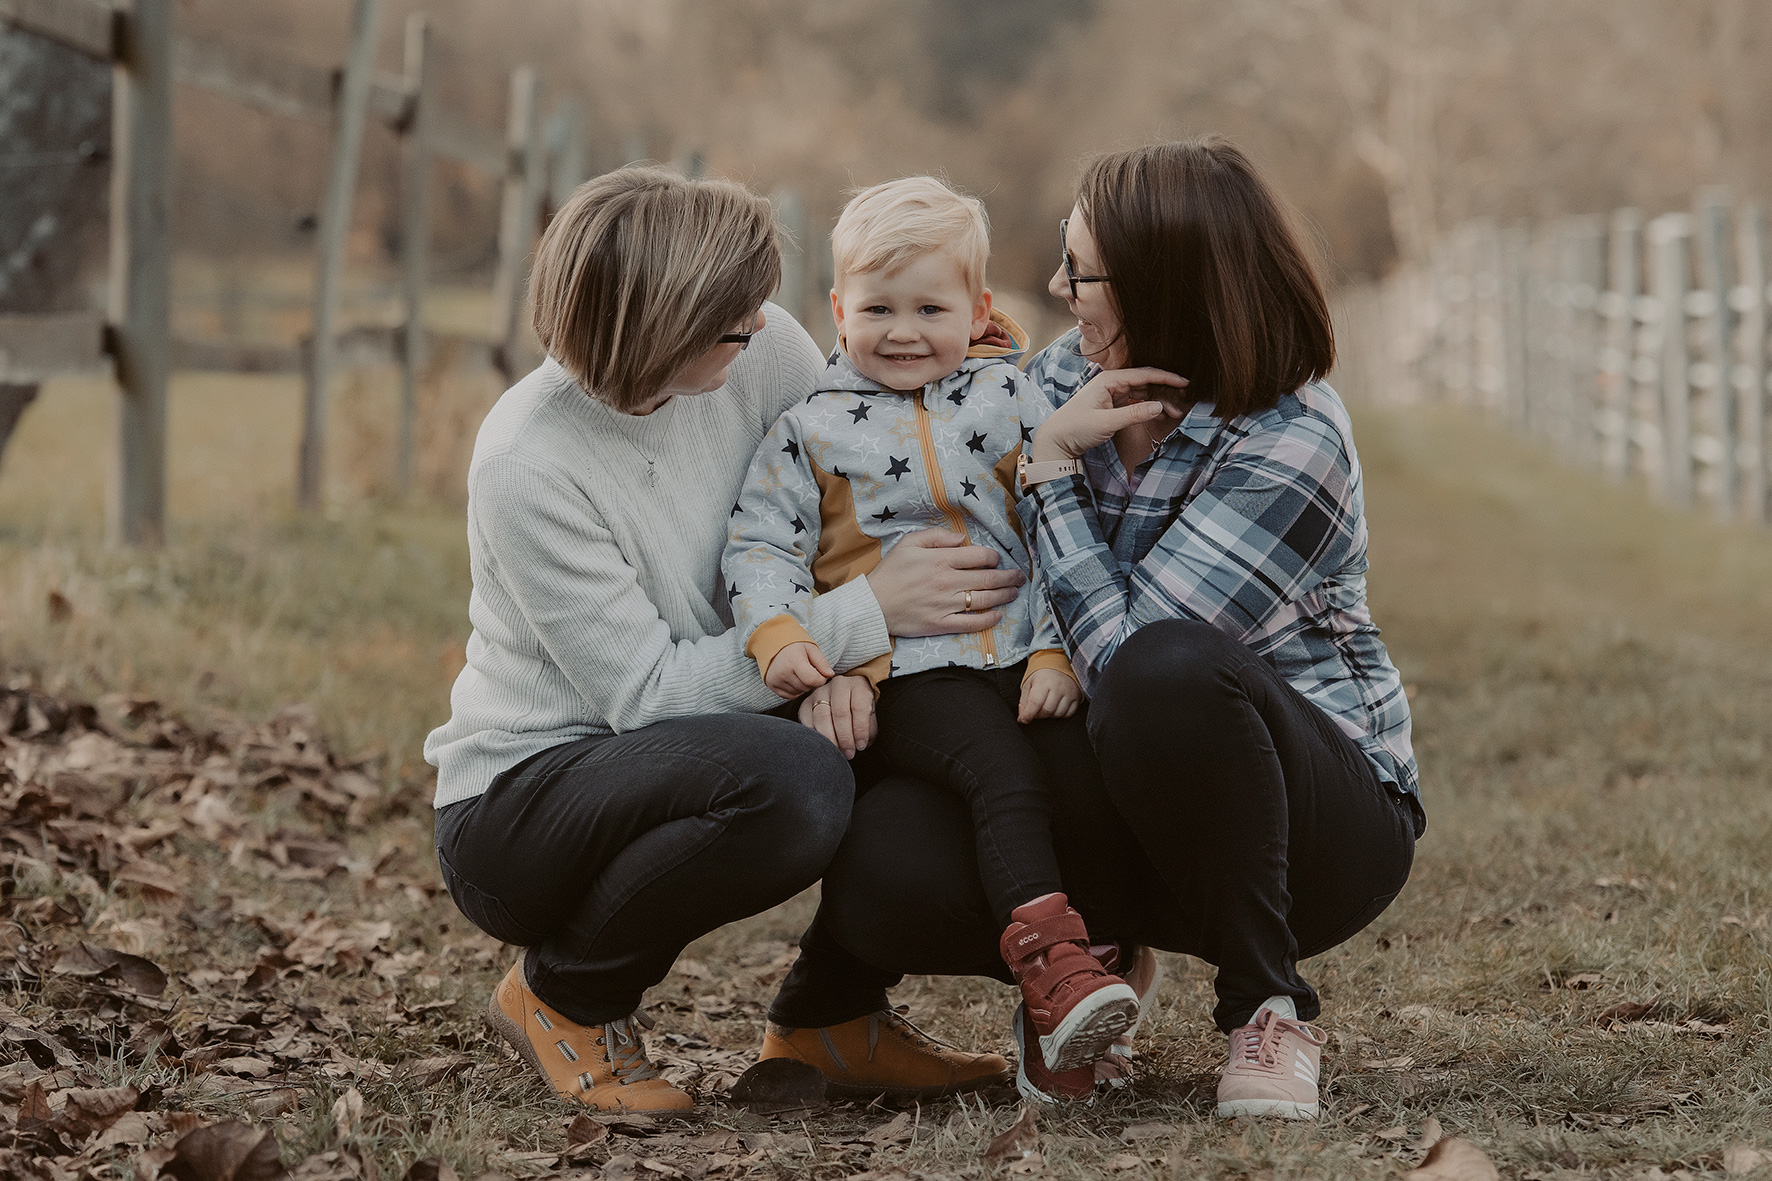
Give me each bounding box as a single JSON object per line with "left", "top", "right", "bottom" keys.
{"left": 1334, "top": 191, "right": 1772, "bottom": 527}
{"left": 0, "top": 0, "right": 579, "bottom": 536}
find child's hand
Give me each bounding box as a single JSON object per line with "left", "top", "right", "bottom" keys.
{"left": 798, "top": 674, "right": 876, "bottom": 759}
{"left": 765, "top": 641, "right": 833, "bottom": 699}
{"left": 1018, "top": 667, "right": 1081, "bottom": 722}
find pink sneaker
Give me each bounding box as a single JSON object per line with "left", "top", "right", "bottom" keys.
{"left": 1000, "top": 894, "right": 1140, "bottom": 1073}
{"left": 1094, "top": 943, "right": 1163, "bottom": 1091}
{"left": 1215, "top": 1007, "right": 1327, "bottom": 1119}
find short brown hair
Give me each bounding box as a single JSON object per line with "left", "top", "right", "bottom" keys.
{"left": 531, "top": 167, "right": 781, "bottom": 412}
{"left": 1077, "top": 136, "right": 1334, "bottom": 418}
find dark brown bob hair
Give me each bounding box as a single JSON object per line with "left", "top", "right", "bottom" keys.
{"left": 1077, "top": 136, "right": 1334, "bottom": 418}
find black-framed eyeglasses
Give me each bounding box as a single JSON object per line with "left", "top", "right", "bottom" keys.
{"left": 1060, "top": 218, "right": 1110, "bottom": 300}
{"left": 718, "top": 312, "right": 761, "bottom": 349}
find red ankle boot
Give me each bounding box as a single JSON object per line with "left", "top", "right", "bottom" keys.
{"left": 1000, "top": 894, "right": 1140, "bottom": 1073}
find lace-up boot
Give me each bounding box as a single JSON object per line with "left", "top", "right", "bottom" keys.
{"left": 1216, "top": 1005, "right": 1327, "bottom": 1119}
{"left": 486, "top": 959, "right": 693, "bottom": 1111}
{"left": 1000, "top": 894, "right": 1140, "bottom": 1072}
{"left": 759, "top": 1008, "right": 1010, "bottom": 1099}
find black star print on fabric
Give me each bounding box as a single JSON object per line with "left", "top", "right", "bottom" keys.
{"left": 832, "top": 467, "right": 847, "bottom": 479}
{"left": 960, "top": 477, "right": 977, "bottom": 499}
{"left": 871, "top": 506, "right": 898, "bottom": 523}
{"left": 886, "top": 456, "right": 911, "bottom": 481}
{"left": 849, "top": 403, "right": 870, "bottom": 422}
{"left": 947, "top": 387, "right": 966, "bottom": 406}
{"left": 730, "top": 502, "right": 743, "bottom": 517}
{"left": 728, "top": 583, "right": 741, "bottom": 601}
{"left": 967, "top": 431, "right": 988, "bottom": 453}
{"left": 782, "top": 439, "right": 800, "bottom": 462}
{"left": 1001, "top": 376, "right": 1017, "bottom": 397}
{"left": 790, "top": 516, "right": 805, "bottom": 534}
{"left": 792, "top": 582, "right": 810, "bottom": 594}
{"left": 1020, "top": 423, "right": 1034, "bottom": 443}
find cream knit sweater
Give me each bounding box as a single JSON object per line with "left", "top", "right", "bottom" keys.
{"left": 424, "top": 305, "right": 892, "bottom": 807}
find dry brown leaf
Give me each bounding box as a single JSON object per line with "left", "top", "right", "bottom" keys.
{"left": 1376, "top": 1126, "right": 1409, "bottom": 1141}
{"left": 1413, "top": 1116, "right": 1446, "bottom": 1152}
{"left": 1007, "top": 1153, "right": 1045, "bottom": 1176}
{"left": 330, "top": 1087, "right": 363, "bottom": 1137}
{"left": 402, "top": 1055, "right": 473, "bottom": 1088}
{"left": 17, "top": 1078, "right": 51, "bottom": 1125}
{"left": 1106, "top": 1153, "right": 1144, "bottom": 1171}
{"left": 400, "top": 1160, "right": 461, "bottom": 1181}
{"left": 870, "top": 1110, "right": 914, "bottom": 1145}
{"left": 218, "top": 1057, "right": 275, "bottom": 1079}
{"left": 1121, "top": 1121, "right": 1176, "bottom": 1142}
{"left": 1596, "top": 1002, "right": 1656, "bottom": 1025}
{"left": 398, "top": 1149, "right": 460, "bottom": 1177}
{"left": 1724, "top": 1144, "right": 1771, "bottom": 1175}
{"left": 50, "top": 940, "right": 169, "bottom": 996}
{"left": 985, "top": 1105, "right": 1040, "bottom": 1162}
{"left": 62, "top": 1084, "right": 140, "bottom": 1128}
{"left": 566, "top": 1114, "right": 610, "bottom": 1148}
{"left": 94, "top": 1109, "right": 157, "bottom": 1149}
{"left": 727, "top": 1057, "right": 825, "bottom": 1113}
{"left": 160, "top": 1121, "right": 287, "bottom": 1181}
{"left": 115, "top": 858, "right": 187, "bottom": 901}
{"left": 1408, "top": 1137, "right": 1500, "bottom": 1181}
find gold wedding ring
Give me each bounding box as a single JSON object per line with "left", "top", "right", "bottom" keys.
{"left": 813, "top": 700, "right": 830, "bottom": 711}
{"left": 964, "top": 590, "right": 974, "bottom": 611}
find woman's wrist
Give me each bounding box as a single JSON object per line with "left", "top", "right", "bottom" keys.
{"left": 1029, "top": 421, "right": 1076, "bottom": 464}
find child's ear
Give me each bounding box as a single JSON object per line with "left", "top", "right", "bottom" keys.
{"left": 971, "top": 288, "right": 994, "bottom": 338}
{"left": 830, "top": 287, "right": 845, "bottom": 335}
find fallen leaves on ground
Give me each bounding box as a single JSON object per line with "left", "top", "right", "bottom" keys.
{"left": 1408, "top": 1138, "right": 1501, "bottom": 1181}
{"left": 985, "top": 1104, "right": 1040, "bottom": 1162}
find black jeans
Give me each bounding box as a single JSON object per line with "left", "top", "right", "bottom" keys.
{"left": 875, "top": 662, "right": 1072, "bottom": 928}
{"left": 772, "top": 619, "right": 1423, "bottom": 1033}
{"left": 435, "top": 712, "right": 854, "bottom": 1025}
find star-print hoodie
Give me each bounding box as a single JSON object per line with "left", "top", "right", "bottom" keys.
{"left": 723, "top": 308, "right": 1073, "bottom": 689}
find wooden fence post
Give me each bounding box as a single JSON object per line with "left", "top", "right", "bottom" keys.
{"left": 490, "top": 66, "right": 541, "bottom": 385}
{"left": 1501, "top": 226, "right": 1531, "bottom": 429}
{"left": 108, "top": 0, "right": 173, "bottom": 546}
{"left": 298, "top": 0, "right": 383, "bottom": 512}
{"left": 1597, "top": 209, "right": 1641, "bottom": 480}
{"left": 1566, "top": 216, "right": 1606, "bottom": 466}
{"left": 1693, "top": 191, "right": 1736, "bottom": 519}
{"left": 771, "top": 188, "right": 807, "bottom": 329}
{"left": 1649, "top": 213, "right": 1694, "bottom": 506}
{"left": 545, "top": 97, "right": 586, "bottom": 218}
{"left": 396, "top": 11, "right": 431, "bottom": 499}
{"left": 1736, "top": 203, "right": 1768, "bottom": 525}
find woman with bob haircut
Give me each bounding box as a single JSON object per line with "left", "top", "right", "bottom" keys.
{"left": 424, "top": 166, "right": 1030, "bottom": 1112}
{"left": 780, "top": 137, "right": 1422, "bottom": 1119}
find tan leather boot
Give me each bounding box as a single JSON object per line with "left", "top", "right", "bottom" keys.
{"left": 486, "top": 959, "right": 692, "bottom": 1112}
{"left": 759, "top": 1008, "right": 1010, "bottom": 1099}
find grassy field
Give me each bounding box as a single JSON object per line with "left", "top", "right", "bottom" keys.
{"left": 1, "top": 379, "right": 1770, "bottom": 1179}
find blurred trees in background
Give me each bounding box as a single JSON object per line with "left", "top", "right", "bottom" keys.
{"left": 163, "top": 0, "right": 1772, "bottom": 290}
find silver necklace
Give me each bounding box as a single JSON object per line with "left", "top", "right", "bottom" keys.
{"left": 617, "top": 431, "right": 659, "bottom": 485}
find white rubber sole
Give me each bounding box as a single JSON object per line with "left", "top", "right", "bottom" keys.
{"left": 1216, "top": 1097, "right": 1319, "bottom": 1120}
{"left": 1014, "top": 1006, "right": 1093, "bottom": 1105}
{"left": 1038, "top": 982, "right": 1140, "bottom": 1073}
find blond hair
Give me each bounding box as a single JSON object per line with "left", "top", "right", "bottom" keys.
{"left": 831, "top": 176, "right": 990, "bottom": 295}
{"left": 531, "top": 166, "right": 781, "bottom": 412}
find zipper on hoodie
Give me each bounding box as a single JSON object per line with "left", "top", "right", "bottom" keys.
{"left": 912, "top": 391, "right": 997, "bottom": 667}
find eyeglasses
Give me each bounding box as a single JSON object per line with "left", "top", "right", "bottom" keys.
{"left": 1060, "top": 219, "right": 1110, "bottom": 300}
{"left": 718, "top": 312, "right": 761, "bottom": 349}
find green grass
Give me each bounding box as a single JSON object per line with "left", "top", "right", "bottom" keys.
{"left": 3, "top": 388, "right": 1772, "bottom": 1179}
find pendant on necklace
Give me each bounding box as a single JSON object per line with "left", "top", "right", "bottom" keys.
{"left": 645, "top": 463, "right": 658, "bottom": 486}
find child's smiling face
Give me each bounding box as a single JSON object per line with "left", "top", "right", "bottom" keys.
{"left": 832, "top": 251, "right": 992, "bottom": 392}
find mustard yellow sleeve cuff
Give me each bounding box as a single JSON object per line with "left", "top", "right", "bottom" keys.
{"left": 1023, "top": 649, "right": 1077, "bottom": 684}
{"left": 747, "top": 615, "right": 818, "bottom": 679}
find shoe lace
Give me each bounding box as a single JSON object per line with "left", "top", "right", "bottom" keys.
{"left": 1235, "top": 1008, "right": 1324, "bottom": 1069}
{"left": 600, "top": 1011, "right": 661, "bottom": 1084}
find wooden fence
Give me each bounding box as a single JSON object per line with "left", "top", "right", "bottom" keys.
{"left": 1335, "top": 190, "right": 1771, "bottom": 527}
{"left": 0, "top": 0, "right": 581, "bottom": 540}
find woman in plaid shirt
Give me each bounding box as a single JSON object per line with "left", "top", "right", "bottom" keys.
{"left": 768, "top": 138, "right": 1421, "bottom": 1118}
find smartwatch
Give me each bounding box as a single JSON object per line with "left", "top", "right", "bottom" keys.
{"left": 1017, "top": 453, "right": 1081, "bottom": 493}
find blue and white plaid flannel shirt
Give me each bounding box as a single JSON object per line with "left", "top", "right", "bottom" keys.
{"left": 1019, "top": 330, "right": 1420, "bottom": 814}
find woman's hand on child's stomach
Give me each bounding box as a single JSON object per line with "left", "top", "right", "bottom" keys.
{"left": 798, "top": 674, "right": 876, "bottom": 760}
{"left": 766, "top": 641, "right": 833, "bottom": 699}
{"left": 869, "top": 529, "right": 1025, "bottom": 638}
{"left": 1018, "top": 667, "right": 1081, "bottom": 723}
